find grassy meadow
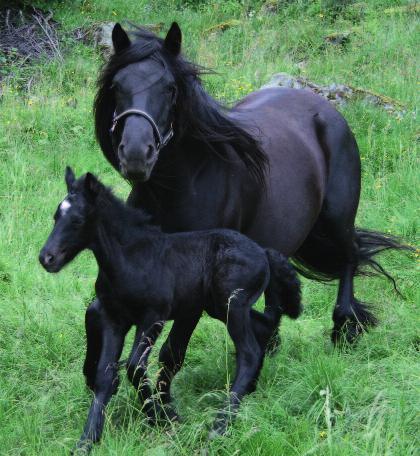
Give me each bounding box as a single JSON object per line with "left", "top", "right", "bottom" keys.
{"left": 0, "top": 0, "right": 418, "bottom": 454}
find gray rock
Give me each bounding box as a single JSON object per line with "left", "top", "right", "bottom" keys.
{"left": 93, "top": 21, "right": 115, "bottom": 57}
{"left": 260, "top": 72, "right": 407, "bottom": 117}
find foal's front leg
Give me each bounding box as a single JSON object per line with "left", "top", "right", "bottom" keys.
{"left": 75, "top": 314, "right": 128, "bottom": 453}
{"left": 83, "top": 298, "right": 104, "bottom": 391}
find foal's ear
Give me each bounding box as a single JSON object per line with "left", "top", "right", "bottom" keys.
{"left": 164, "top": 22, "right": 182, "bottom": 56}
{"left": 112, "top": 23, "right": 131, "bottom": 53}
{"left": 65, "top": 166, "right": 76, "bottom": 191}
{"left": 84, "top": 173, "right": 101, "bottom": 200}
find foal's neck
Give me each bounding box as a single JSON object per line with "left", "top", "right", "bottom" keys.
{"left": 89, "top": 192, "right": 153, "bottom": 276}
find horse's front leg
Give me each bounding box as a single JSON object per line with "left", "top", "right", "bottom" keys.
{"left": 75, "top": 313, "right": 128, "bottom": 454}
{"left": 83, "top": 298, "right": 104, "bottom": 391}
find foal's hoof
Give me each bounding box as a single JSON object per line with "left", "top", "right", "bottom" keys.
{"left": 265, "top": 331, "right": 281, "bottom": 356}
{"left": 71, "top": 439, "right": 93, "bottom": 455}
{"left": 144, "top": 400, "right": 180, "bottom": 426}
{"left": 208, "top": 411, "right": 231, "bottom": 440}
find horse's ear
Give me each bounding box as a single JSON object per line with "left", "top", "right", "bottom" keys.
{"left": 112, "top": 23, "right": 131, "bottom": 53}
{"left": 65, "top": 166, "right": 75, "bottom": 191}
{"left": 164, "top": 22, "right": 182, "bottom": 56}
{"left": 84, "top": 173, "right": 101, "bottom": 200}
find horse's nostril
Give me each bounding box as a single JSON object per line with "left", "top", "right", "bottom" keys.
{"left": 146, "top": 145, "right": 155, "bottom": 161}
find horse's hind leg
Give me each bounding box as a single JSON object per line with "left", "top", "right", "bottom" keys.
{"left": 297, "top": 184, "right": 377, "bottom": 344}
{"left": 331, "top": 260, "right": 377, "bottom": 343}
{"left": 296, "top": 114, "right": 377, "bottom": 343}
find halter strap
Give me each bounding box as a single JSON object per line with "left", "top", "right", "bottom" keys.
{"left": 110, "top": 109, "right": 174, "bottom": 151}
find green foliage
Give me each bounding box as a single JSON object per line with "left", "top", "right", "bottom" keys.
{"left": 0, "top": 0, "right": 418, "bottom": 454}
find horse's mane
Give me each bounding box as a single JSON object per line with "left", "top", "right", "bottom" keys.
{"left": 94, "top": 26, "right": 268, "bottom": 186}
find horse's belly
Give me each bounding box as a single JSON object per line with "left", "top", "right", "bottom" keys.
{"left": 237, "top": 91, "right": 328, "bottom": 255}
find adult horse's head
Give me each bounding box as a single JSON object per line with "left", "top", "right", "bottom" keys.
{"left": 94, "top": 22, "right": 267, "bottom": 186}
{"left": 94, "top": 22, "right": 182, "bottom": 181}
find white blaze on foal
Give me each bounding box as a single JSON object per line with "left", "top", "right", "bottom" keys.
{"left": 60, "top": 199, "right": 72, "bottom": 216}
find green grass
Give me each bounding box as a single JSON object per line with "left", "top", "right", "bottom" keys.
{"left": 0, "top": 0, "right": 419, "bottom": 454}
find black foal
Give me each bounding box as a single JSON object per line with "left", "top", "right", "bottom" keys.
{"left": 39, "top": 167, "right": 302, "bottom": 452}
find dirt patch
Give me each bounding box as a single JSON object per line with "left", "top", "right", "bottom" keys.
{"left": 0, "top": 4, "right": 61, "bottom": 80}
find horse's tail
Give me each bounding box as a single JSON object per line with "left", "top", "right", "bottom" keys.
{"left": 265, "top": 248, "right": 302, "bottom": 320}
{"left": 353, "top": 229, "right": 412, "bottom": 293}
{"left": 293, "top": 228, "right": 412, "bottom": 292}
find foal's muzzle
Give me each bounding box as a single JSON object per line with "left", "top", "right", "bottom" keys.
{"left": 39, "top": 247, "right": 67, "bottom": 273}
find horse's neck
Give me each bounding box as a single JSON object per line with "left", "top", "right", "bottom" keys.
{"left": 127, "top": 140, "right": 249, "bottom": 232}
{"left": 129, "top": 139, "right": 229, "bottom": 205}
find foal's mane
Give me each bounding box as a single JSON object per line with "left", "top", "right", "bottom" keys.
{"left": 93, "top": 179, "right": 155, "bottom": 229}
{"left": 94, "top": 26, "right": 268, "bottom": 185}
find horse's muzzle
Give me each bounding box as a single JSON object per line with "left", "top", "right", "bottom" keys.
{"left": 119, "top": 159, "right": 153, "bottom": 182}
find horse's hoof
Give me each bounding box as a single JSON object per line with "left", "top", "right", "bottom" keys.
{"left": 331, "top": 320, "right": 363, "bottom": 345}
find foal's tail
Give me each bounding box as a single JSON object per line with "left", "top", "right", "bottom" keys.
{"left": 265, "top": 249, "right": 302, "bottom": 319}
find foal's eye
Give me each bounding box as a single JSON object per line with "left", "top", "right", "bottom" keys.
{"left": 71, "top": 218, "right": 84, "bottom": 227}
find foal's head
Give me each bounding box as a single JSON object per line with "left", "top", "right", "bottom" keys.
{"left": 39, "top": 167, "right": 104, "bottom": 273}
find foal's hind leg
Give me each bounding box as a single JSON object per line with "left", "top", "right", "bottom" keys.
{"left": 210, "top": 297, "right": 264, "bottom": 438}
{"left": 145, "top": 311, "right": 203, "bottom": 423}
{"left": 126, "top": 318, "right": 165, "bottom": 420}
{"left": 250, "top": 308, "right": 279, "bottom": 354}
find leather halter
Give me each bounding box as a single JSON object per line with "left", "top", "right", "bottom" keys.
{"left": 110, "top": 109, "right": 174, "bottom": 151}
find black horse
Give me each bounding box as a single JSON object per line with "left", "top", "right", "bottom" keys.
{"left": 39, "top": 168, "right": 301, "bottom": 451}
{"left": 94, "top": 21, "right": 407, "bottom": 344}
